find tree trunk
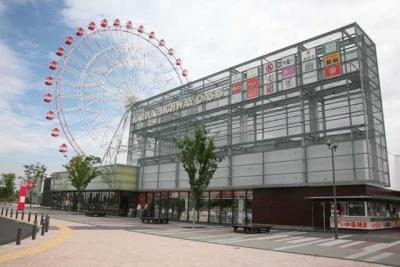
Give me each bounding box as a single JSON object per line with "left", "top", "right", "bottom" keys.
{"left": 77, "top": 191, "right": 81, "bottom": 215}
{"left": 192, "top": 198, "right": 196, "bottom": 228}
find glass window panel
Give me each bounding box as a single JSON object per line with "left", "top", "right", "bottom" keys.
{"left": 210, "top": 191, "right": 221, "bottom": 223}
{"left": 246, "top": 190, "right": 253, "bottom": 223}
{"left": 234, "top": 190, "right": 246, "bottom": 224}
{"left": 221, "top": 191, "right": 233, "bottom": 224}
{"left": 198, "top": 192, "right": 209, "bottom": 223}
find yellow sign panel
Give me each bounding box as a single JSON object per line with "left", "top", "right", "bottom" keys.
{"left": 324, "top": 52, "right": 341, "bottom": 66}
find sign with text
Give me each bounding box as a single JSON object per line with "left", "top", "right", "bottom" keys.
{"left": 324, "top": 64, "right": 341, "bottom": 79}
{"left": 282, "top": 77, "right": 297, "bottom": 90}
{"left": 231, "top": 82, "right": 242, "bottom": 94}
{"left": 281, "top": 65, "right": 296, "bottom": 79}
{"left": 17, "top": 185, "right": 27, "bottom": 211}
{"left": 246, "top": 67, "right": 258, "bottom": 79}
{"left": 301, "top": 48, "right": 316, "bottom": 62}
{"left": 246, "top": 77, "right": 259, "bottom": 99}
{"left": 231, "top": 73, "right": 242, "bottom": 83}
{"left": 265, "top": 83, "right": 277, "bottom": 95}
{"left": 281, "top": 54, "right": 296, "bottom": 68}
{"left": 302, "top": 71, "right": 318, "bottom": 85}
{"left": 264, "top": 72, "right": 276, "bottom": 83}
{"left": 324, "top": 52, "right": 341, "bottom": 66}
{"left": 302, "top": 59, "right": 317, "bottom": 73}
{"left": 324, "top": 40, "right": 339, "bottom": 54}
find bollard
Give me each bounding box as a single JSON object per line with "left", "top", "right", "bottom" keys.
{"left": 41, "top": 222, "right": 45, "bottom": 236}
{"left": 32, "top": 220, "right": 37, "bottom": 240}
{"left": 21, "top": 211, "right": 25, "bottom": 221}
{"left": 34, "top": 213, "right": 37, "bottom": 223}
{"left": 45, "top": 215, "right": 48, "bottom": 232}
{"left": 40, "top": 214, "right": 43, "bottom": 225}
{"left": 10, "top": 209, "right": 13, "bottom": 218}
{"left": 16, "top": 222, "right": 23, "bottom": 245}
{"left": 1, "top": 207, "right": 3, "bottom": 216}
{"left": 28, "top": 212, "right": 31, "bottom": 222}
{"left": 16, "top": 210, "right": 19, "bottom": 219}
{"left": 5, "top": 208, "right": 8, "bottom": 217}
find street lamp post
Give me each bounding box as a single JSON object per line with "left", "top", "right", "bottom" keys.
{"left": 326, "top": 139, "right": 339, "bottom": 240}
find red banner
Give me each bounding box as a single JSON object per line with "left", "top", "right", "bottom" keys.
{"left": 231, "top": 82, "right": 242, "bottom": 94}
{"left": 17, "top": 185, "right": 27, "bottom": 211}
{"left": 246, "top": 77, "right": 259, "bottom": 99}
{"left": 27, "top": 181, "right": 34, "bottom": 189}
{"left": 324, "top": 64, "right": 341, "bottom": 79}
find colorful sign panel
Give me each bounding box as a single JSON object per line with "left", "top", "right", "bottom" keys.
{"left": 282, "top": 77, "right": 296, "bottom": 90}
{"left": 264, "top": 61, "right": 276, "bottom": 73}
{"left": 17, "top": 185, "right": 27, "bottom": 211}
{"left": 324, "top": 40, "right": 339, "bottom": 54}
{"left": 281, "top": 54, "right": 295, "bottom": 68}
{"left": 301, "top": 48, "right": 316, "bottom": 62}
{"left": 265, "top": 83, "right": 277, "bottom": 95}
{"left": 231, "top": 82, "right": 242, "bottom": 94}
{"left": 246, "top": 77, "right": 259, "bottom": 99}
{"left": 302, "top": 71, "right": 318, "bottom": 85}
{"left": 246, "top": 67, "right": 258, "bottom": 79}
{"left": 302, "top": 59, "right": 317, "bottom": 73}
{"left": 324, "top": 64, "right": 341, "bottom": 79}
{"left": 27, "top": 181, "right": 34, "bottom": 189}
{"left": 324, "top": 52, "right": 340, "bottom": 66}
{"left": 281, "top": 65, "right": 296, "bottom": 79}
{"left": 332, "top": 218, "right": 395, "bottom": 230}
{"left": 264, "top": 72, "right": 276, "bottom": 83}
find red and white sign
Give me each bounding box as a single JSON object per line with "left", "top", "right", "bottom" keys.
{"left": 264, "top": 62, "right": 276, "bottom": 73}
{"left": 265, "top": 83, "right": 277, "bottom": 95}
{"left": 324, "top": 64, "right": 341, "bottom": 79}
{"left": 246, "top": 77, "right": 259, "bottom": 99}
{"left": 231, "top": 82, "right": 242, "bottom": 94}
{"left": 17, "top": 185, "right": 27, "bottom": 211}
{"left": 331, "top": 218, "right": 395, "bottom": 230}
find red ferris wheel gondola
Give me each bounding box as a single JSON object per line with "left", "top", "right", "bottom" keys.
{"left": 45, "top": 76, "right": 53, "bottom": 86}
{"left": 51, "top": 128, "right": 60, "bottom": 137}
{"left": 56, "top": 47, "right": 64, "bottom": 56}
{"left": 59, "top": 143, "right": 68, "bottom": 153}
{"left": 101, "top": 19, "right": 108, "bottom": 28}
{"left": 65, "top": 36, "right": 73, "bottom": 45}
{"left": 76, "top": 27, "right": 84, "bottom": 36}
{"left": 49, "top": 60, "right": 57, "bottom": 70}
{"left": 88, "top": 22, "right": 96, "bottom": 31}
{"left": 113, "top": 19, "right": 121, "bottom": 27}
{"left": 137, "top": 25, "right": 144, "bottom": 33}
{"left": 43, "top": 92, "right": 52, "bottom": 103}
{"left": 46, "top": 110, "right": 55, "bottom": 120}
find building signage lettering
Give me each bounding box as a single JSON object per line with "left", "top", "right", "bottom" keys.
{"left": 133, "top": 88, "right": 224, "bottom": 123}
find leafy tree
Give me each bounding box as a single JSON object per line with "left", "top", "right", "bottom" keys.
{"left": 63, "top": 155, "right": 101, "bottom": 214}
{"left": 0, "top": 173, "right": 16, "bottom": 201}
{"left": 174, "top": 127, "right": 225, "bottom": 226}
{"left": 24, "top": 163, "right": 47, "bottom": 206}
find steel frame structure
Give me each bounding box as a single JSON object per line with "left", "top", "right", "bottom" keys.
{"left": 127, "top": 23, "right": 389, "bottom": 191}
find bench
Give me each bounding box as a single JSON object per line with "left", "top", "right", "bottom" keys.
{"left": 232, "top": 224, "right": 272, "bottom": 233}
{"left": 85, "top": 211, "right": 106, "bottom": 217}
{"left": 141, "top": 217, "right": 169, "bottom": 224}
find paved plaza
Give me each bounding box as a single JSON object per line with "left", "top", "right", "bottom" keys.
{"left": 0, "top": 206, "right": 400, "bottom": 266}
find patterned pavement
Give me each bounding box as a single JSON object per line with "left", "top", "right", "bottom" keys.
{"left": 3, "top": 206, "right": 400, "bottom": 266}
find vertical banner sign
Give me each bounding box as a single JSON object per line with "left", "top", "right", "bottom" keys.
{"left": 324, "top": 64, "right": 341, "bottom": 79}
{"left": 246, "top": 77, "right": 259, "bottom": 99}
{"left": 17, "top": 185, "right": 27, "bottom": 211}
{"left": 301, "top": 48, "right": 316, "bottom": 62}
{"left": 231, "top": 73, "right": 242, "bottom": 94}
{"left": 264, "top": 61, "right": 276, "bottom": 73}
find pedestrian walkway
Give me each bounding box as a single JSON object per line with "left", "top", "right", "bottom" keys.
{"left": 1, "top": 206, "right": 399, "bottom": 266}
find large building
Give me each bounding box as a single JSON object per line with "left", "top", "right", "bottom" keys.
{"left": 50, "top": 23, "right": 400, "bottom": 230}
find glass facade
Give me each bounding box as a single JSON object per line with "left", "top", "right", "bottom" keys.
{"left": 52, "top": 190, "right": 124, "bottom": 215}
{"left": 143, "top": 190, "right": 253, "bottom": 224}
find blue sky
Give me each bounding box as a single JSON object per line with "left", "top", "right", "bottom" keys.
{"left": 1, "top": 0, "right": 400, "bottom": 184}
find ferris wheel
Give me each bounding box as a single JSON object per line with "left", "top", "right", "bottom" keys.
{"left": 43, "top": 18, "right": 189, "bottom": 164}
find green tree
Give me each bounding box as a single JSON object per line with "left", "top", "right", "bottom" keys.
{"left": 0, "top": 173, "right": 16, "bottom": 201}
{"left": 24, "top": 163, "right": 47, "bottom": 206}
{"left": 174, "top": 127, "right": 225, "bottom": 226}
{"left": 63, "top": 155, "right": 101, "bottom": 214}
